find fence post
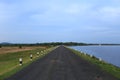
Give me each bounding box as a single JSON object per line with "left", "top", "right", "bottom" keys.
{"left": 99, "top": 58, "right": 102, "bottom": 61}
{"left": 41, "top": 51, "right": 43, "bottom": 55}
{"left": 37, "top": 52, "right": 39, "bottom": 57}
{"left": 30, "top": 54, "right": 33, "bottom": 61}
{"left": 19, "top": 58, "right": 23, "bottom": 66}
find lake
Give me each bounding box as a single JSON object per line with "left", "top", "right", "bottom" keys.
{"left": 70, "top": 46, "right": 120, "bottom": 67}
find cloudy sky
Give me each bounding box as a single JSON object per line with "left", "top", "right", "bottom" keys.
{"left": 0, "top": 0, "right": 120, "bottom": 43}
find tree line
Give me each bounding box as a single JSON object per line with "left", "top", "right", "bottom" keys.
{"left": 0, "top": 42, "right": 87, "bottom": 48}
{"left": 1, "top": 42, "right": 120, "bottom": 48}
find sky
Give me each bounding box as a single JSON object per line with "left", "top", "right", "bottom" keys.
{"left": 0, "top": 0, "right": 120, "bottom": 43}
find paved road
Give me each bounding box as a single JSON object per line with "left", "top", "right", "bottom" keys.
{"left": 5, "top": 46, "right": 118, "bottom": 80}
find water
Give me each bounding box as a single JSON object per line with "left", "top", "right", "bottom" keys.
{"left": 70, "top": 46, "right": 120, "bottom": 67}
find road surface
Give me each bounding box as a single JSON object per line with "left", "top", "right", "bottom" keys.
{"left": 5, "top": 46, "right": 118, "bottom": 80}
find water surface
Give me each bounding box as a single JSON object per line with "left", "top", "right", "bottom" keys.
{"left": 70, "top": 46, "right": 120, "bottom": 67}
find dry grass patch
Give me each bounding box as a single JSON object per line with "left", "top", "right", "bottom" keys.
{"left": 0, "top": 46, "right": 45, "bottom": 54}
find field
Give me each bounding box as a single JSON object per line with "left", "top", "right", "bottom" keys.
{"left": 0, "top": 46, "right": 54, "bottom": 80}
{"left": 0, "top": 46, "right": 46, "bottom": 54}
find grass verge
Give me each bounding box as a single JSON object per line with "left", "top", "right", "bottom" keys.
{"left": 0, "top": 46, "right": 56, "bottom": 80}
{"left": 68, "top": 47, "right": 120, "bottom": 79}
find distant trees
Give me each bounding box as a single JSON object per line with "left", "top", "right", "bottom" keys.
{"left": 34, "top": 42, "right": 87, "bottom": 46}
{"left": 0, "top": 42, "right": 88, "bottom": 47}
{"left": 1, "top": 42, "right": 120, "bottom": 47}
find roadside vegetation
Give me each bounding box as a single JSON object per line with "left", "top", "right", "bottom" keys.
{"left": 0, "top": 46, "right": 55, "bottom": 80}
{"left": 68, "top": 47, "right": 120, "bottom": 79}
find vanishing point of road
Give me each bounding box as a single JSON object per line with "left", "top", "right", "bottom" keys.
{"left": 5, "top": 46, "right": 118, "bottom": 80}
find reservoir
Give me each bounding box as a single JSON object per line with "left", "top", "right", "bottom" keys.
{"left": 70, "top": 46, "right": 120, "bottom": 67}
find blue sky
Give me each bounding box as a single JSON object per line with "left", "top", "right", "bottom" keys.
{"left": 0, "top": 0, "right": 120, "bottom": 43}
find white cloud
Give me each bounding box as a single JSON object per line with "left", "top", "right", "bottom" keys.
{"left": 28, "top": 3, "right": 94, "bottom": 26}
{"left": 99, "top": 7, "right": 120, "bottom": 19}
{"left": 0, "top": 3, "right": 10, "bottom": 23}
{"left": 0, "top": 2, "right": 19, "bottom": 26}
{"left": 65, "top": 3, "right": 91, "bottom": 15}
{"left": 1, "top": 0, "right": 120, "bottom": 43}
{"left": 65, "top": 4, "right": 81, "bottom": 15}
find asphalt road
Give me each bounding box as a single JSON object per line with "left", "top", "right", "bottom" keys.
{"left": 5, "top": 46, "right": 118, "bottom": 80}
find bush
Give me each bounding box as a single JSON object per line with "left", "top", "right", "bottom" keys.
{"left": 0, "top": 45, "right": 2, "bottom": 48}
{"left": 19, "top": 45, "right": 22, "bottom": 49}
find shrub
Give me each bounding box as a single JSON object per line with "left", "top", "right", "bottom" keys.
{"left": 19, "top": 45, "right": 22, "bottom": 49}
{"left": 0, "top": 45, "right": 2, "bottom": 48}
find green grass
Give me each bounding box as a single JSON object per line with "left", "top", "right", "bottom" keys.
{"left": 68, "top": 47, "right": 120, "bottom": 79}
{"left": 0, "top": 47, "right": 56, "bottom": 80}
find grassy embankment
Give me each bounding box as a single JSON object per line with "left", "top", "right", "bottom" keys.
{"left": 0, "top": 46, "right": 56, "bottom": 80}
{"left": 68, "top": 47, "right": 120, "bottom": 79}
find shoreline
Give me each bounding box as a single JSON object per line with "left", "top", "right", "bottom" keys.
{"left": 68, "top": 47, "right": 120, "bottom": 79}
